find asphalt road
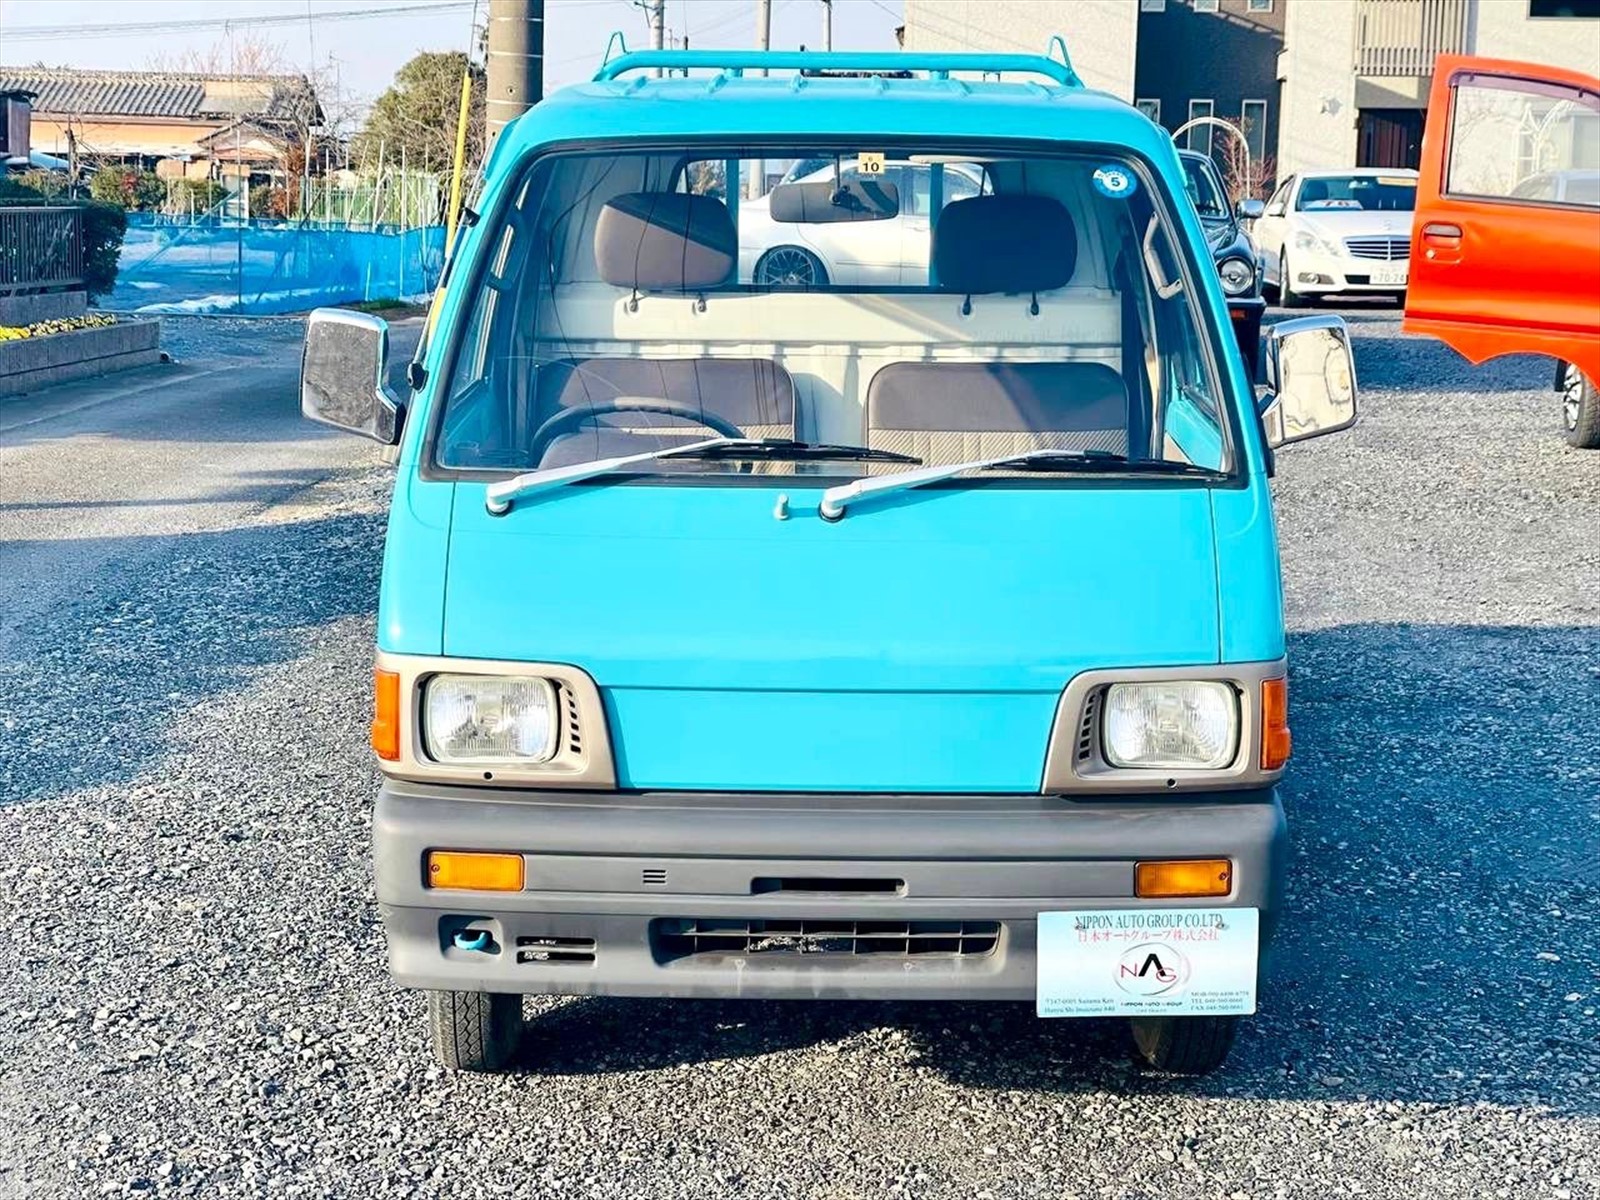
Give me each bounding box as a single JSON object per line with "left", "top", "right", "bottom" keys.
{"left": 0, "top": 311, "right": 1595, "bottom": 1200}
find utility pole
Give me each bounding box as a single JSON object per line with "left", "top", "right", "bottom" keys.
{"left": 749, "top": 0, "right": 772, "bottom": 199}
{"left": 647, "top": 1, "right": 665, "bottom": 54}
{"left": 821, "top": 0, "right": 832, "bottom": 51}
{"left": 486, "top": 0, "right": 544, "bottom": 152}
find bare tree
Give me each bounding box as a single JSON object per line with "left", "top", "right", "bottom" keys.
{"left": 145, "top": 35, "right": 290, "bottom": 76}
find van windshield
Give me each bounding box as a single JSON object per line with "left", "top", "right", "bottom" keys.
{"left": 436, "top": 144, "right": 1234, "bottom": 479}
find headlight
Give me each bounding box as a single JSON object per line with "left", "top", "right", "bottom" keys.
{"left": 423, "top": 674, "right": 557, "bottom": 763}
{"left": 1217, "top": 256, "right": 1255, "bottom": 296}
{"left": 1103, "top": 681, "right": 1238, "bottom": 770}
{"left": 1293, "top": 228, "right": 1340, "bottom": 257}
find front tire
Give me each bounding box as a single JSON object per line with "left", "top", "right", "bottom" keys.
{"left": 754, "top": 245, "right": 828, "bottom": 288}
{"left": 1560, "top": 361, "right": 1600, "bottom": 449}
{"left": 428, "top": 990, "right": 521, "bottom": 1072}
{"left": 1129, "top": 1015, "right": 1239, "bottom": 1076}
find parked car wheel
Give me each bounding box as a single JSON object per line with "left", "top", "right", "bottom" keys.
{"left": 1560, "top": 360, "right": 1600, "bottom": 449}
{"left": 1279, "top": 251, "right": 1309, "bottom": 308}
{"left": 755, "top": 246, "right": 828, "bottom": 288}
{"left": 1129, "top": 1015, "right": 1239, "bottom": 1076}
{"left": 427, "top": 990, "right": 521, "bottom": 1072}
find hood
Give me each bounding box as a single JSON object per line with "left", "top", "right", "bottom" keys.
{"left": 442, "top": 479, "right": 1222, "bottom": 792}
{"left": 1297, "top": 209, "right": 1414, "bottom": 240}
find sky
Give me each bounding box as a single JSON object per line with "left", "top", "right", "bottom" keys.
{"left": 0, "top": 0, "right": 907, "bottom": 118}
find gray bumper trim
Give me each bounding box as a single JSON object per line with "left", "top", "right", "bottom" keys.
{"left": 375, "top": 781, "right": 1287, "bottom": 1000}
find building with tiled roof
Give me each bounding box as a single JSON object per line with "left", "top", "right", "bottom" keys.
{"left": 0, "top": 66, "right": 320, "bottom": 179}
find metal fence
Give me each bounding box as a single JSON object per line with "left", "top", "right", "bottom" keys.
{"left": 0, "top": 206, "right": 84, "bottom": 295}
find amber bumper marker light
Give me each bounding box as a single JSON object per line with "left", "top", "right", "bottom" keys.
{"left": 1261, "top": 676, "right": 1291, "bottom": 771}
{"left": 1135, "top": 859, "right": 1232, "bottom": 899}
{"left": 426, "top": 851, "right": 525, "bottom": 892}
{"left": 372, "top": 668, "right": 401, "bottom": 761}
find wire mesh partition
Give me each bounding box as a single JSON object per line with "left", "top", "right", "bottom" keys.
{"left": 0, "top": 206, "right": 85, "bottom": 295}
{"left": 106, "top": 216, "right": 447, "bottom": 315}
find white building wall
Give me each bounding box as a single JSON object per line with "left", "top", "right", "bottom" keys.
{"left": 1277, "top": 0, "right": 1600, "bottom": 177}
{"left": 1468, "top": 0, "right": 1600, "bottom": 74}
{"left": 1277, "top": 0, "right": 1361, "bottom": 176}
{"left": 900, "top": 0, "right": 1138, "bottom": 98}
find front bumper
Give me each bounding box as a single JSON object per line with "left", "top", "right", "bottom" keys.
{"left": 1288, "top": 250, "right": 1409, "bottom": 295}
{"left": 375, "top": 780, "right": 1288, "bottom": 1002}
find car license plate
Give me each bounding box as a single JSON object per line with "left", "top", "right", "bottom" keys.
{"left": 1035, "top": 908, "right": 1258, "bottom": 1017}
{"left": 1371, "top": 264, "right": 1407, "bottom": 286}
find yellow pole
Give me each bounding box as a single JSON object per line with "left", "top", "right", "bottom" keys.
{"left": 444, "top": 67, "right": 473, "bottom": 257}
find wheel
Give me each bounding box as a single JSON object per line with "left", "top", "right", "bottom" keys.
{"left": 754, "top": 245, "right": 828, "bottom": 288}
{"left": 427, "top": 990, "right": 521, "bottom": 1072}
{"left": 1279, "top": 250, "right": 1309, "bottom": 308}
{"left": 1560, "top": 361, "right": 1600, "bottom": 449}
{"left": 1129, "top": 1015, "right": 1239, "bottom": 1076}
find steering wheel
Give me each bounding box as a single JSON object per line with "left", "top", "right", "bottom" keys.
{"left": 529, "top": 399, "right": 747, "bottom": 464}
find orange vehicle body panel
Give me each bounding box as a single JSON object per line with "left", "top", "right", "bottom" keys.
{"left": 1403, "top": 54, "right": 1600, "bottom": 384}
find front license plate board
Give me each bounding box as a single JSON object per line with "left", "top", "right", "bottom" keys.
{"left": 1370, "top": 264, "right": 1408, "bottom": 286}
{"left": 1036, "top": 908, "right": 1259, "bottom": 1018}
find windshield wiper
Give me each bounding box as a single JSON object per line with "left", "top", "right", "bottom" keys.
{"left": 818, "top": 448, "right": 1220, "bottom": 520}
{"left": 673, "top": 439, "right": 920, "bottom": 464}
{"left": 486, "top": 436, "right": 760, "bottom": 514}
{"left": 485, "top": 438, "right": 922, "bottom": 515}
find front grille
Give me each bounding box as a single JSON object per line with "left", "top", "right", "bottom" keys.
{"left": 653, "top": 918, "right": 1001, "bottom": 961}
{"left": 1343, "top": 236, "right": 1410, "bottom": 261}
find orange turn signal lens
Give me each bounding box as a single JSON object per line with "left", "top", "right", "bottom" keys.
{"left": 371, "top": 668, "right": 402, "bottom": 762}
{"left": 425, "top": 851, "right": 525, "bottom": 892}
{"left": 1260, "top": 676, "right": 1291, "bottom": 771}
{"left": 1135, "top": 859, "right": 1233, "bottom": 899}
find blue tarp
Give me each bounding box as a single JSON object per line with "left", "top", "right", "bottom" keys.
{"left": 106, "top": 216, "right": 447, "bottom": 315}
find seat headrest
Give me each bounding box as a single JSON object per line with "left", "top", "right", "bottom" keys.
{"left": 932, "top": 195, "right": 1077, "bottom": 295}
{"left": 594, "top": 192, "right": 736, "bottom": 291}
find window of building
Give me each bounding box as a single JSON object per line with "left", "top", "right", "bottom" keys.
{"left": 1135, "top": 98, "right": 1162, "bottom": 123}
{"left": 1247, "top": 0, "right": 1274, "bottom": 11}
{"left": 1187, "top": 99, "right": 1214, "bottom": 155}
{"left": 1241, "top": 99, "right": 1268, "bottom": 159}
{"left": 1446, "top": 74, "right": 1600, "bottom": 206}
{"left": 1140, "top": 0, "right": 1167, "bottom": 11}
{"left": 1192, "top": 0, "right": 1220, "bottom": 11}
{"left": 1528, "top": 1, "right": 1600, "bottom": 17}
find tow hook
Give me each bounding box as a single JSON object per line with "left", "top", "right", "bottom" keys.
{"left": 452, "top": 929, "right": 494, "bottom": 953}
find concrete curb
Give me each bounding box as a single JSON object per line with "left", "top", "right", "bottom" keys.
{"left": 0, "top": 320, "right": 162, "bottom": 396}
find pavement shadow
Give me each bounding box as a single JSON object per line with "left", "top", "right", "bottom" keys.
{"left": 511, "top": 621, "right": 1599, "bottom": 1117}
{"left": 0, "top": 507, "right": 384, "bottom": 807}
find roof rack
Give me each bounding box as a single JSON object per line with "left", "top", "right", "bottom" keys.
{"left": 592, "top": 46, "right": 1083, "bottom": 89}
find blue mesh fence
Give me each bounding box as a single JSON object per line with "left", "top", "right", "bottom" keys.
{"left": 106, "top": 215, "right": 447, "bottom": 315}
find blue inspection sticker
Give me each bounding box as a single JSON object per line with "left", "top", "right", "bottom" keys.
{"left": 1092, "top": 166, "right": 1137, "bottom": 199}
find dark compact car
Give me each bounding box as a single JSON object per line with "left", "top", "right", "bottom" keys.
{"left": 1180, "top": 149, "right": 1265, "bottom": 379}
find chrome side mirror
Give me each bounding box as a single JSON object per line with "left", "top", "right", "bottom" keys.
{"left": 1259, "top": 315, "right": 1358, "bottom": 449}
{"left": 300, "top": 308, "right": 402, "bottom": 444}
{"left": 1236, "top": 198, "right": 1265, "bottom": 221}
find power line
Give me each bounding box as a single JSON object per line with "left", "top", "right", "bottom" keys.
{"left": 3, "top": 1, "right": 480, "bottom": 42}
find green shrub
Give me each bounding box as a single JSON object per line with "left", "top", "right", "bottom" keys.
{"left": 87, "top": 167, "right": 165, "bottom": 211}
{"left": 79, "top": 202, "right": 127, "bottom": 301}
{"left": 167, "top": 177, "right": 226, "bottom": 215}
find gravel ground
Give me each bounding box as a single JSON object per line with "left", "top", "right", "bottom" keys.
{"left": 1, "top": 309, "right": 1596, "bottom": 1199}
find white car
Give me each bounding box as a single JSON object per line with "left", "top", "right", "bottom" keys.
{"left": 737, "top": 158, "right": 985, "bottom": 288}
{"left": 1254, "top": 169, "right": 1418, "bottom": 306}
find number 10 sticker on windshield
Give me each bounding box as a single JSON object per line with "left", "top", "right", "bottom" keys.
{"left": 857, "top": 152, "right": 886, "bottom": 175}
{"left": 1092, "top": 165, "right": 1137, "bottom": 199}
